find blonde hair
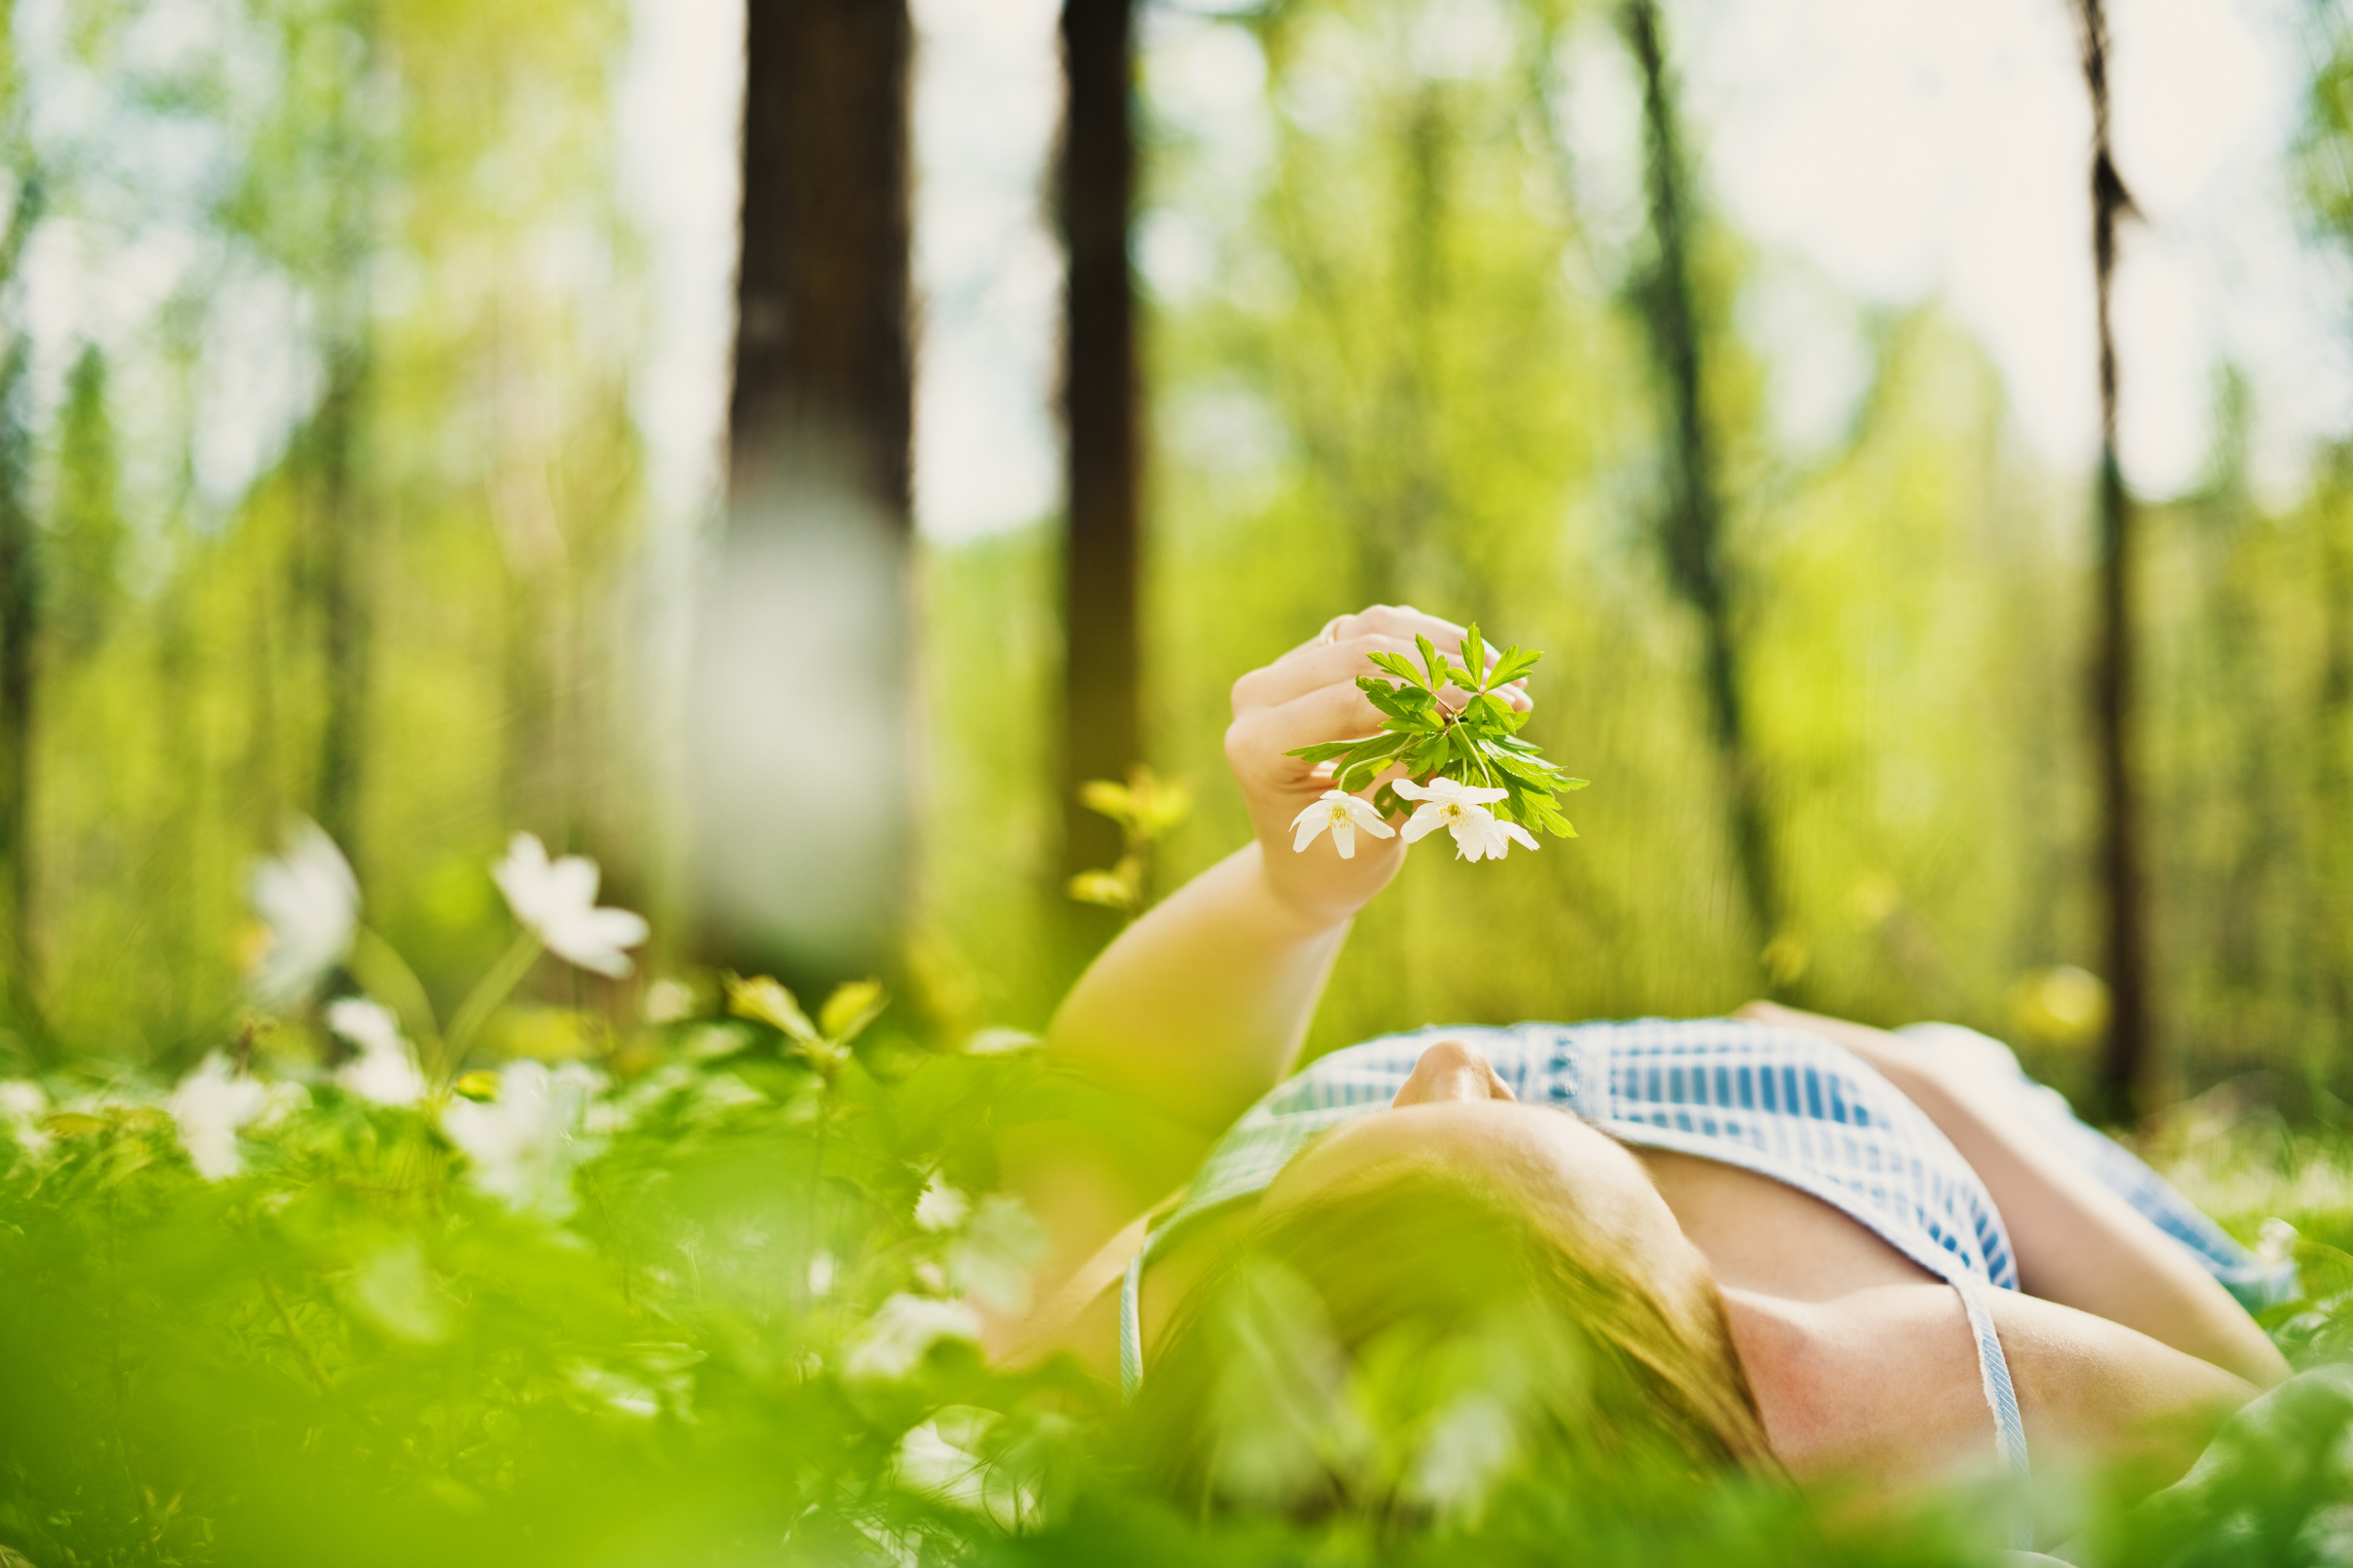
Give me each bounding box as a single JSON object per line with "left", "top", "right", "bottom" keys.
{"left": 1126, "top": 1158, "right": 1776, "bottom": 1523}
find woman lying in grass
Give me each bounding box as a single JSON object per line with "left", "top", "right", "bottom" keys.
{"left": 984, "top": 605, "right": 2290, "bottom": 1549}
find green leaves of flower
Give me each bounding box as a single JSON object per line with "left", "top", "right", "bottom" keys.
{"left": 1286, "top": 622, "right": 1589, "bottom": 839}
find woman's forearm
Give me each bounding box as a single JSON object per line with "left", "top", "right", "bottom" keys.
{"left": 1047, "top": 843, "right": 1352, "bottom": 1134}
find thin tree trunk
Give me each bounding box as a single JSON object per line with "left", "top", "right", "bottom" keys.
{"left": 701, "top": 0, "right": 914, "bottom": 993}
{"left": 1621, "top": 0, "right": 1779, "bottom": 977}
{"left": 2073, "top": 0, "right": 2151, "bottom": 1120}
{"left": 2310, "top": 470, "right": 2352, "bottom": 1108}
{"left": 1059, "top": 0, "right": 1143, "bottom": 885}
{"left": 0, "top": 181, "right": 44, "bottom": 1026}
{"left": 312, "top": 2, "right": 376, "bottom": 859}
{"left": 312, "top": 344, "right": 368, "bottom": 852}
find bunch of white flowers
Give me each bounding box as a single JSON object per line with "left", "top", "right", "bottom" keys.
{"left": 1290, "top": 776, "right": 1541, "bottom": 863}
{"left": 1284, "top": 623, "right": 1582, "bottom": 867}
{"left": 232, "top": 823, "right": 651, "bottom": 1214}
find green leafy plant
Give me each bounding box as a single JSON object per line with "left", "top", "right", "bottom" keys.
{"left": 1286, "top": 625, "right": 1587, "bottom": 838}
{"left": 1068, "top": 765, "right": 1193, "bottom": 918}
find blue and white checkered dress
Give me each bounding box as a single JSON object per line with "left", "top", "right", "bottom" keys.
{"left": 1120, "top": 1016, "right": 2293, "bottom": 1542}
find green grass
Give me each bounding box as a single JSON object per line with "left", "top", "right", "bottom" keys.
{"left": 6, "top": 1006, "right": 2353, "bottom": 1568}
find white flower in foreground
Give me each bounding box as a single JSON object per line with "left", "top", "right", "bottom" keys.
{"left": 1393, "top": 777, "right": 1539, "bottom": 863}
{"left": 960, "top": 1028, "right": 1039, "bottom": 1057}
{"left": 641, "top": 978, "right": 696, "bottom": 1024}
{"left": 168, "top": 1054, "right": 271, "bottom": 1180}
{"left": 0, "top": 1079, "right": 51, "bottom": 1159}
{"left": 248, "top": 820, "right": 359, "bottom": 1005}
{"left": 328, "top": 997, "right": 426, "bottom": 1107}
{"left": 950, "top": 1194, "right": 1050, "bottom": 1314}
{"left": 1288, "top": 788, "right": 1397, "bottom": 859}
{"left": 440, "top": 1060, "right": 604, "bottom": 1218}
{"left": 896, "top": 1413, "right": 993, "bottom": 1511}
{"left": 915, "top": 1175, "right": 971, "bottom": 1233}
{"left": 493, "top": 833, "right": 650, "bottom": 978}
{"left": 846, "top": 1293, "right": 983, "bottom": 1381}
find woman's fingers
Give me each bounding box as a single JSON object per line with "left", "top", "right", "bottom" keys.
{"left": 1346, "top": 606, "right": 1512, "bottom": 676}
{"left": 1234, "top": 634, "right": 1421, "bottom": 713}
{"left": 1241, "top": 609, "right": 1529, "bottom": 715}
{"left": 1270, "top": 606, "right": 1466, "bottom": 666}
{"left": 1225, "top": 679, "right": 1389, "bottom": 780}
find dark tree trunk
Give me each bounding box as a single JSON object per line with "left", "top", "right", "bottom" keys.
{"left": 2074, "top": 0, "right": 2151, "bottom": 1120}
{"left": 1621, "top": 0, "right": 1779, "bottom": 979}
{"left": 312, "top": 343, "right": 369, "bottom": 854}
{"left": 2314, "top": 479, "right": 2353, "bottom": 1103}
{"left": 700, "top": 0, "right": 915, "bottom": 993}
{"left": 731, "top": 1, "right": 913, "bottom": 511}
{"left": 311, "top": 3, "right": 376, "bottom": 862}
{"left": 0, "top": 183, "right": 44, "bottom": 1028}
{"left": 1059, "top": 0, "right": 1142, "bottom": 884}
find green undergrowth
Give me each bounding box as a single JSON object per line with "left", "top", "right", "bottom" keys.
{"left": 6, "top": 1019, "right": 2353, "bottom": 1568}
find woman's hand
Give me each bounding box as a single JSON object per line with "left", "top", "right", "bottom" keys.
{"left": 1225, "top": 605, "right": 1529, "bottom": 925}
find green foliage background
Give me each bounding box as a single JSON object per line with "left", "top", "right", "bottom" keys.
{"left": 9, "top": 0, "right": 2353, "bottom": 1561}
{"left": 4, "top": 0, "right": 2349, "bottom": 1110}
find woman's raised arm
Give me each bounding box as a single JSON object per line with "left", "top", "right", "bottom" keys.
{"left": 1050, "top": 606, "right": 1521, "bottom": 1130}
{"left": 985, "top": 608, "right": 1515, "bottom": 1359}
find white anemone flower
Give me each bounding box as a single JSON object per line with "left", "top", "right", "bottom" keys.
{"left": 248, "top": 820, "right": 360, "bottom": 1005}
{"left": 440, "top": 1060, "right": 605, "bottom": 1218}
{"left": 846, "top": 1293, "right": 983, "bottom": 1381}
{"left": 0, "top": 1079, "right": 51, "bottom": 1159}
{"left": 492, "top": 833, "right": 650, "bottom": 979}
{"left": 168, "top": 1053, "right": 271, "bottom": 1180}
{"left": 915, "top": 1175, "right": 971, "bottom": 1233}
{"left": 1393, "top": 778, "right": 1539, "bottom": 863}
{"left": 328, "top": 997, "right": 426, "bottom": 1107}
{"left": 1288, "top": 789, "right": 1397, "bottom": 859}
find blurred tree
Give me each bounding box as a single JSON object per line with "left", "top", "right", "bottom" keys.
{"left": 1058, "top": 0, "right": 1144, "bottom": 893}
{"left": 0, "top": 181, "right": 37, "bottom": 1027}
{"left": 48, "top": 347, "right": 124, "bottom": 663}
{"left": 2311, "top": 468, "right": 2353, "bottom": 1099}
{"left": 284, "top": 0, "right": 381, "bottom": 861}
{"left": 702, "top": 0, "right": 915, "bottom": 994}
{"left": 310, "top": 234, "right": 372, "bottom": 851}
{"left": 2071, "top": 0, "right": 2150, "bottom": 1119}
{"left": 1620, "top": 0, "right": 1778, "bottom": 982}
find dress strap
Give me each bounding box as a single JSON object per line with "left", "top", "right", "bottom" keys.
{"left": 1119, "top": 1246, "right": 1146, "bottom": 1400}
{"left": 1952, "top": 1275, "right": 2033, "bottom": 1548}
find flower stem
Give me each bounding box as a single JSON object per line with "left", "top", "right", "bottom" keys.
{"left": 441, "top": 928, "right": 544, "bottom": 1082}
{"left": 350, "top": 927, "right": 444, "bottom": 1063}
